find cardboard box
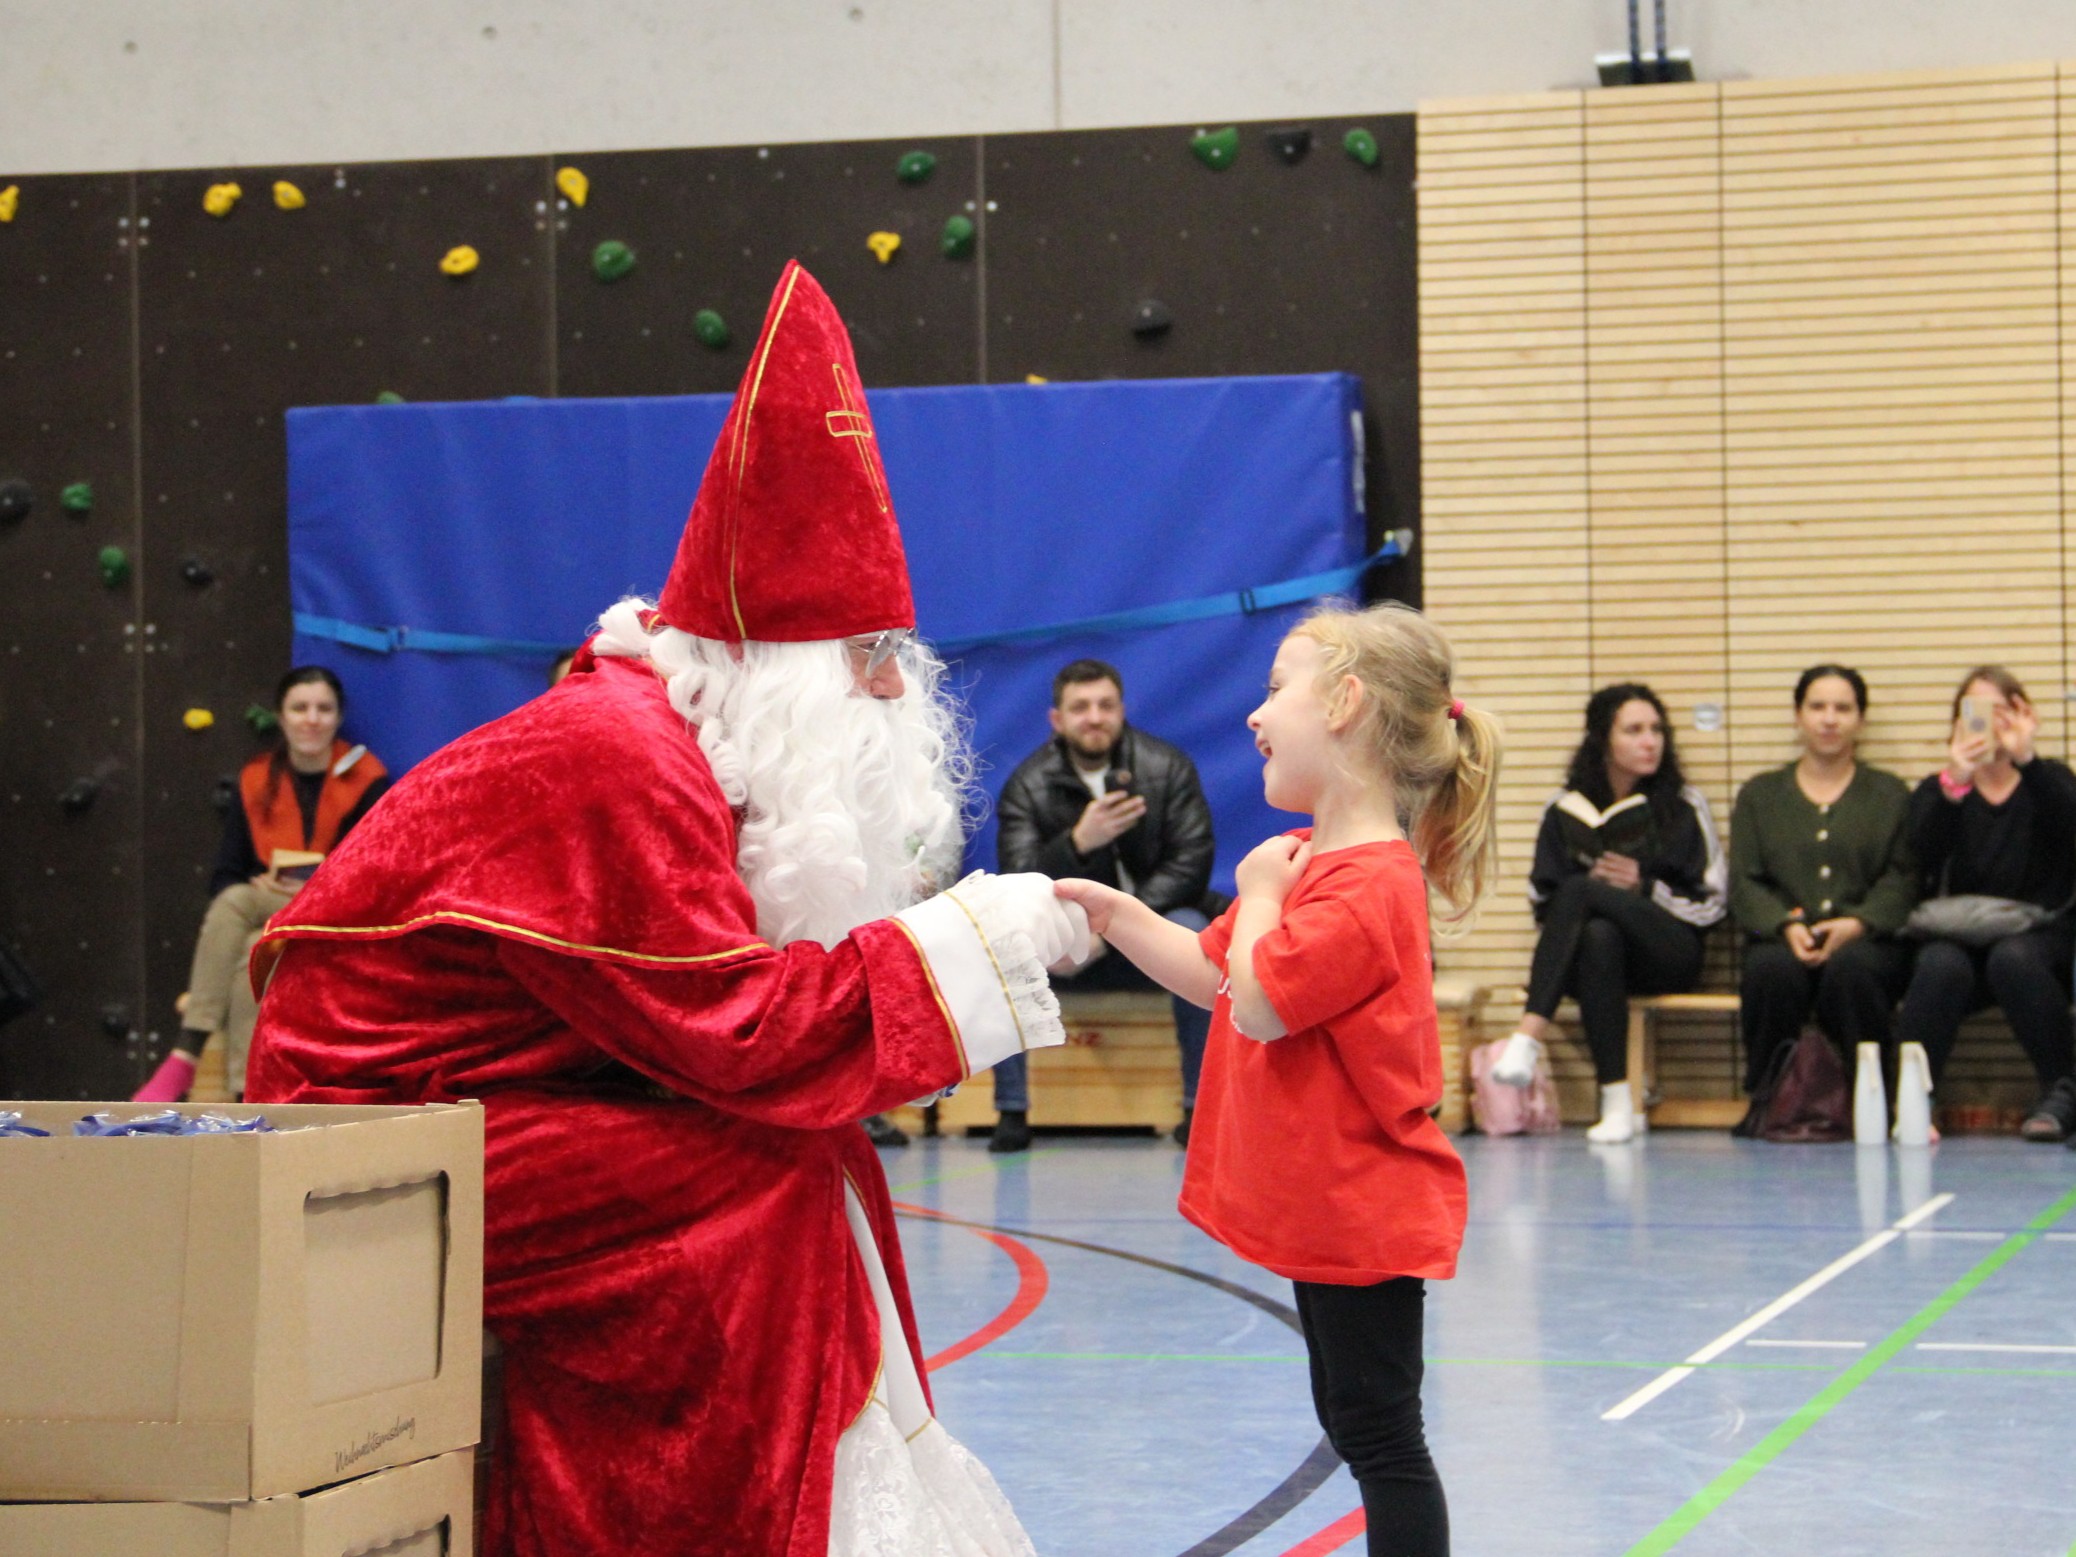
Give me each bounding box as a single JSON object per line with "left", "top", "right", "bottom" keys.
{"left": 0, "top": 1445, "right": 475, "bottom": 1556}
{"left": 0, "top": 1101, "right": 483, "bottom": 1502}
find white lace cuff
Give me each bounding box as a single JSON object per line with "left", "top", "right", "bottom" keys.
{"left": 892, "top": 883, "right": 1066, "bottom": 1077}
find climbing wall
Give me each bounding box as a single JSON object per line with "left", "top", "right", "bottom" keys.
{"left": 0, "top": 117, "right": 1419, "bottom": 1098}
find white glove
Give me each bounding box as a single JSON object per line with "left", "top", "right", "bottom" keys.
{"left": 949, "top": 872, "right": 1091, "bottom": 970}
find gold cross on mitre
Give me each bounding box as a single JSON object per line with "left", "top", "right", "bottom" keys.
{"left": 825, "top": 362, "right": 891, "bottom": 514}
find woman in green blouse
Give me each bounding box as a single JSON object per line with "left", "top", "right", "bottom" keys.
{"left": 1731, "top": 666, "right": 1917, "bottom": 1096}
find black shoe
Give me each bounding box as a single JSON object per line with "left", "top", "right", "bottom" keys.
{"left": 863, "top": 1113, "right": 910, "bottom": 1148}
{"left": 2020, "top": 1077, "right": 2076, "bottom": 1142}
{"left": 1171, "top": 1107, "right": 1193, "bottom": 1147}
{"left": 988, "top": 1110, "right": 1033, "bottom": 1154}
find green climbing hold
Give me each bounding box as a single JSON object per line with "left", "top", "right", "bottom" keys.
{"left": 1343, "top": 128, "right": 1380, "bottom": 168}
{"left": 97, "top": 545, "right": 129, "bottom": 587}
{"left": 940, "top": 214, "right": 977, "bottom": 260}
{"left": 897, "top": 150, "right": 937, "bottom": 185}
{"left": 592, "top": 240, "right": 637, "bottom": 282}
{"left": 376, "top": 390, "right": 407, "bottom": 405}
{"left": 694, "top": 309, "right": 731, "bottom": 349}
{"left": 61, "top": 482, "right": 93, "bottom": 515}
{"left": 1190, "top": 126, "right": 1240, "bottom": 171}
{"left": 244, "top": 703, "right": 279, "bottom": 737}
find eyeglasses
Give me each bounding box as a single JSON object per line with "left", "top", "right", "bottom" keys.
{"left": 846, "top": 628, "right": 916, "bottom": 676}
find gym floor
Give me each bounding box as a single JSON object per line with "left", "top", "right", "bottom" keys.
{"left": 887, "top": 1130, "right": 2076, "bottom": 1556}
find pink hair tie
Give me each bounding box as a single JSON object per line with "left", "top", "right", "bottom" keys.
{"left": 1448, "top": 699, "right": 1464, "bottom": 721}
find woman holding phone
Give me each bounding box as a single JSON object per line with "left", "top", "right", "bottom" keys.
{"left": 1894, "top": 665, "right": 2076, "bottom": 1142}
{"left": 134, "top": 667, "right": 390, "bottom": 1101}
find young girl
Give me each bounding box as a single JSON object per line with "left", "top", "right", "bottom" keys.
{"left": 1056, "top": 602, "right": 1499, "bottom": 1557}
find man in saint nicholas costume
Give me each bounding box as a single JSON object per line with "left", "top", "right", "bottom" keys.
{"left": 245, "top": 261, "right": 1081, "bottom": 1556}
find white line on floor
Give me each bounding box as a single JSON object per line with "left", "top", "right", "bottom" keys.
{"left": 1602, "top": 1192, "right": 1955, "bottom": 1422}
{"left": 1914, "top": 1342, "right": 2076, "bottom": 1354}
{"left": 1744, "top": 1339, "right": 1867, "bottom": 1349}
{"left": 1905, "top": 1229, "right": 2002, "bottom": 1240}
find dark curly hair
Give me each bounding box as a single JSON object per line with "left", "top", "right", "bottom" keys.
{"left": 1564, "top": 682, "right": 1685, "bottom": 818}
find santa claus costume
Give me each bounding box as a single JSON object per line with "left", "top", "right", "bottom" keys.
{"left": 245, "top": 261, "right": 1079, "bottom": 1557}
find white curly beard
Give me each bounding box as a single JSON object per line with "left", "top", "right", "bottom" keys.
{"left": 592, "top": 598, "right": 974, "bottom": 949}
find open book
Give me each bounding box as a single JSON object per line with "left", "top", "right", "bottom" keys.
{"left": 1552, "top": 791, "right": 1655, "bottom": 867}
{"left": 270, "top": 848, "right": 325, "bottom": 884}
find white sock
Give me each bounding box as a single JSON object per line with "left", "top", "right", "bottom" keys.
{"left": 1587, "top": 1082, "right": 1636, "bottom": 1144}
{"left": 1491, "top": 1031, "right": 1542, "bottom": 1087}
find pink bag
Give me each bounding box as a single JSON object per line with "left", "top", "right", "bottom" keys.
{"left": 1468, "top": 1037, "right": 1561, "bottom": 1135}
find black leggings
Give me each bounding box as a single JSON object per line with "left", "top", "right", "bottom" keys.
{"left": 1295, "top": 1277, "right": 1448, "bottom": 1557}
{"left": 1893, "top": 924, "right": 2076, "bottom": 1089}
{"left": 1740, "top": 937, "right": 1911, "bottom": 1093}
{"left": 1524, "top": 875, "right": 1706, "bottom": 1084}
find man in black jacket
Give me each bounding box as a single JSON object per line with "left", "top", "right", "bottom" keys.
{"left": 992, "top": 658, "right": 1219, "bottom": 1151}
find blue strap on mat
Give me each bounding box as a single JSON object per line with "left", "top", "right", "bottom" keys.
{"left": 293, "top": 534, "right": 1406, "bottom": 661}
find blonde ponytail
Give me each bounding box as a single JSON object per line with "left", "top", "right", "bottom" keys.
{"left": 1415, "top": 701, "right": 1502, "bottom": 926}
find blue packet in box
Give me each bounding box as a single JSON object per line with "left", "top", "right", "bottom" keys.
{"left": 0, "top": 1110, "right": 50, "bottom": 1137}
{"left": 186, "top": 1112, "right": 275, "bottom": 1134}
{"left": 71, "top": 1110, "right": 275, "bottom": 1136}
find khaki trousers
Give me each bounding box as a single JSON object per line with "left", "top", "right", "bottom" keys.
{"left": 183, "top": 882, "right": 287, "bottom": 1096}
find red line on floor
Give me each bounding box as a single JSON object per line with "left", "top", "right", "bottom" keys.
{"left": 1277, "top": 1508, "right": 1366, "bottom": 1556}
{"left": 893, "top": 1200, "right": 1051, "bottom": 1372}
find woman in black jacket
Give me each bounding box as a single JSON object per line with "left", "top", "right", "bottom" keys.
{"left": 1490, "top": 683, "right": 1727, "bottom": 1142}
{"left": 1894, "top": 665, "right": 2076, "bottom": 1143}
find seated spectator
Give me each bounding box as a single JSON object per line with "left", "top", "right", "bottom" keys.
{"left": 1490, "top": 683, "right": 1726, "bottom": 1142}
{"left": 993, "top": 658, "right": 1221, "bottom": 1151}
{"left": 1895, "top": 665, "right": 2076, "bottom": 1143}
{"left": 134, "top": 667, "right": 390, "bottom": 1101}
{"left": 1732, "top": 665, "right": 1917, "bottom": 1108}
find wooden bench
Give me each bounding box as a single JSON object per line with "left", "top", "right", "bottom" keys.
{"left": 897, "top": 989, "right": 1184, "bottom": 1135}
{"left": 1464, "top": 987, "right": 1746, "bottom": 1129}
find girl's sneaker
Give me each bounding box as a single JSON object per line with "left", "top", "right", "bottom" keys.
{"left": 1490, "top": 1031, "right": 1543, "bottom": 1087}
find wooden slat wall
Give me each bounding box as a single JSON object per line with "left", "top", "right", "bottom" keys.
{"left": 1417, "top": 93, "right": 1590, "bottom": 1047}
{"left": 1588, "top": 86, "right": 1735, "bottom": 1104}
{"left": 1420, "top": 61, "right": 2073, "bottom": 1116}
{"left": 1721, "top": 63, "right": 2062, "bottom": 787}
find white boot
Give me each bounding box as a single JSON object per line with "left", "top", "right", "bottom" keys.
{"left": 1853, "top": 1042, "right": 1888, "bottom": 1145}
{"left": 1893, "top": 1042, "right": 1934, "bottom": 1147}
{"left": 1490, "top": 1031, "right": 1543, "bottom": 1087}
{"left": 1587, "top": 1082, "right": 1637, "bottom": 1144}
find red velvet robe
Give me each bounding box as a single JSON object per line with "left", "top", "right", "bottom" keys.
{"left": 245, "top": 652, "right": 967, "bottom": 1556}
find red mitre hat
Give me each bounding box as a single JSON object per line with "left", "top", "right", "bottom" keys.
{"left": 654, "top": 261, "right": 915, "bottom": 643}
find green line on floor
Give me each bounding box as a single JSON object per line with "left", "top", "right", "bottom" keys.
{"left": 1623, "top": 1181, "right": 2076, "bottom": 1557}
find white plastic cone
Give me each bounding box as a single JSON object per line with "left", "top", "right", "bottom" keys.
{"left": 1895, "top": 1041, "right": 1933, "bottom": 1147}
{"left": 1853, "top": 1042, "right": 1888, "bottom": 1146}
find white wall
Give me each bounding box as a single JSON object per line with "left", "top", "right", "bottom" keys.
{"left": 2, "top": 0, "right": 2071, "bottom": 174}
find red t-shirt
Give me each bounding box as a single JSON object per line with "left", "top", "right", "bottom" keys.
{"left": 1179, "top": 832, "right": 1467, "bottom": 1284}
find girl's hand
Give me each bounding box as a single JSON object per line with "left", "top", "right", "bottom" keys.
{"left": 1996, "top": 696, "right": 2039, "bottom": 765}
{"left": 1235, "top": 834, "right": 1313, "bottom": 905}
{"left": 1053, "top": 877, "right": 1129, "bottom": 937}
{"left": 253, "top": 870, "right": 294, "bottom": 897}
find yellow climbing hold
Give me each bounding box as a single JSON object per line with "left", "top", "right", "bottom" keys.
{"left": 555, "top": 166, "right": 590, "bottom": 207}
{"left": 866, "top": 231, "right": 902, "bottom": 265}
{"left": 203, "top": 182, "right": 242, "bottom": 217}
{"left": 272, "top": 180, "right": 306, "bottom": 210}
{"left": 183, "top": 708, "right": 216, "bottom": 732}
{"left": 440, "top": 245, "right": 481, "bottom": 276}
{"left": 0, "top": 186, "right": 18, "bottom": 223}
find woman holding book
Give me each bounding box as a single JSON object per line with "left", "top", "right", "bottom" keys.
{"left": 1730, "top": 666, "right": 1916, "bottom": 1109}
{"left": 1490, "top": 683, "right": 1727, "bottom": 1142}
{"left": 135, "top": 666, "right": 390, "bottom": 1101}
